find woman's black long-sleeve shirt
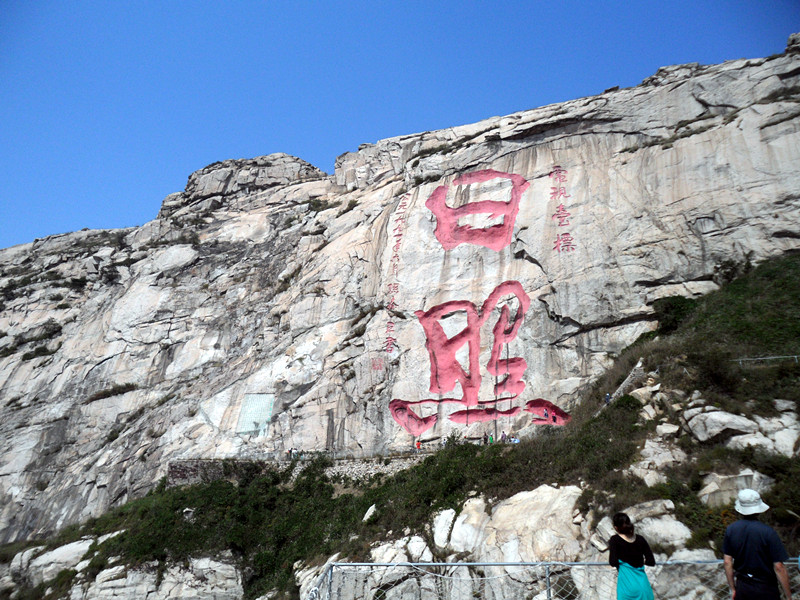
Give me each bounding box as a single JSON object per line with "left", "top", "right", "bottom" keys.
{"left": 608, "top": 534, "right": 656, "bottom": 569}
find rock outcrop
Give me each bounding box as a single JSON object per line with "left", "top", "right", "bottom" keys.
{"left": 294, "top": 489, "right": 708, "bottom": 600}
{"left": 0, "top": 38, "right": 799, "bottom": 548}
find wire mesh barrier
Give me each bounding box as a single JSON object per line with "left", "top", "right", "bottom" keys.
{"left": 308, "top": 560, "right": 800, "bottom": 600}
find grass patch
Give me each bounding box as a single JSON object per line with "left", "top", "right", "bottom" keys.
{"left": 308, "top": 198, "right": 341, "bottom": 212}
{"left": 591, "top": 252, "right": 800, "bottom": 405}
{"left": 14, "top": 320, "right": 62, "bottom": 347}
{"left": 21, "top": 344, "right": 58, "bottom": 361}
{"left": 584, "top": 251, "right": 800, "bottom": 551}
{"left": 338, "top": 199, "right": 358, "bottom": 216}
{"left": 85, "top": 383, "right": 138, "bottom": 404}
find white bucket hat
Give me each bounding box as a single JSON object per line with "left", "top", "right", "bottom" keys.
{"left": 735, "top": 489, "right": 769, "bottom": 515}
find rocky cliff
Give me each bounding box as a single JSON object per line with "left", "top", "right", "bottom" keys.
{"left": 1, "top": 37, "right": 799, "bottom": 545}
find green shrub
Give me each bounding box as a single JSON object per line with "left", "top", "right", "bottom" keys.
{"left": 85, "top": 383, "right": 138, "bottom": 403}
{"left": 338, "top": 199, "right": 358, "bottom": 216}
{"left": 308, "top": 198, "right": 341, "bottom": 212}
{"left": 652, "top": 296, "right": 698, "bottom": 334}
{"left": 67, "top": 277, "right": 87, "bottom": 290}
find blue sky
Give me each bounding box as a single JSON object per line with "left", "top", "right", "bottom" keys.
{"left": 1, "top": 1, "right": 798, "bottom": 250}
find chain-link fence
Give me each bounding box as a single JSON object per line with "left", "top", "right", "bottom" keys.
{"left": 308, "top": 560, "right": 800, "bottom": 600}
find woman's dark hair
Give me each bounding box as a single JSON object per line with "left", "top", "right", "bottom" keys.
{"left": 613, "top": 512, "right": 635, "bottom": 536}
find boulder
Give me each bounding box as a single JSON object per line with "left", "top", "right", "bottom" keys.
{"left": 630, "top": 439, "right": 687, "bottom": 486}
{"left": 697, "top": 469, "right": 774, "bottom": 507}
{"left": 70, "top": 557, "right": 243, "bottom": 600}
{"left": 656, "top": 423, "right": 680, "bottom": 437}
{"left": 9, "top": 546, "right": 45, "bottom": 584}
{"left": 448, "top": 497, "right": 491, "bottom": 554}
{"left": 726, "top": 431, "right": 775, "bottom": 453}
{"left": 362, "top": 504, "right": 377, "bottom": 523}
{"left": 481, "top": 485, "right": 582, "bottom": 562}
{"left": 595, "top": 499, "right": 690, "bottom": 552}
{"left": 433, "top": 509, "right": 456, "bottom": 550}
{"left": 637, "top": 515, "right": 692, "bottom": 550}
{"left": 685, "top": 410, "right": 759, "bottom": 442}
{"left": 27, "top": 538, "right": 94, "bottom": 586}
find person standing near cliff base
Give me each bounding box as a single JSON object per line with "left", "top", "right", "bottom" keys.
{"left": 608, "top": 512, "right": 655, "bottom": 600}
{"left": 723, "top": 489, "right": 792, "bottom": 600}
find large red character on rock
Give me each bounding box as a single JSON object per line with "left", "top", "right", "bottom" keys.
{"left": 391, "top": 281, "right": 568, "bottom": 435}
{"left": 390, "top": 170, "right": 569, "bottom": 436}
{"left": 425, "top": 169, "right": 529, "bottom": 251}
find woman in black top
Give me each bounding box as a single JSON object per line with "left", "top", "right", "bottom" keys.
{"left": 608, "top": 512, "right": 656, "bottom": 600}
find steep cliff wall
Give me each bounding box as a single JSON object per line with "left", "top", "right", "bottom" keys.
{"left": 0, "top": 41, "right": 799, "bottom": 542}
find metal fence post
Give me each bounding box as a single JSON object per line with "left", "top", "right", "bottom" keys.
{"left": 545, "top": 564, "right": 552, "bottom": 600}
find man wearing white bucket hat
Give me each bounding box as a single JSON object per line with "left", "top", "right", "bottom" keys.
{"left": 723, "top": 489, "right": 792, "bottom": 600}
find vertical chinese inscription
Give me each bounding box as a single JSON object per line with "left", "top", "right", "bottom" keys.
{"left": 550, "top": 165, "right": 577, "bottom": 253}
{"left": 385, "top": 194, "right": 409, "bottom": 354}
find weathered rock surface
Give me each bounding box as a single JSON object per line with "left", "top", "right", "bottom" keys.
{"left": 444, "top": 485, "right": 583, "bottom": 562}
{"left": 683, "top": 398, "right": 799, "bottom": 455}
{"left": 23, "top": 538, "right": 93, "bottom": 587}
{"left": 69, "top": 556, "right": 242, "bottom": 599}
{"left": 299, "top": 489, "right": 701, "bottom": 600}
{"left": 629, "top": 438, "right": 687, "bottom": 486}
{"left": 698, "top": 469, "right": 775, "bottom": 508}
{"left": 0, "top": 40, "right": 799, "bottom": 550}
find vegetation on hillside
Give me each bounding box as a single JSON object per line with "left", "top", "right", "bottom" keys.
{"left": 2, "top": 252, "right": 799, "bottom": 599}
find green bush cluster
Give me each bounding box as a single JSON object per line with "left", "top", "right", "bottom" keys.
{"left": 308, "top": 198, "right": 341, "bottom": 212}
{"left": 586, "top": 251, "right": 800, "bottom": 553}
{"left": 85, "top": 383, "right": 138, "bottom": 404}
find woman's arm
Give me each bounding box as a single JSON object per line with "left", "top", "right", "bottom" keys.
{"left": 608, "top": 536, "right": 619, "bottom": 568}
{"left": 640, "top": 536, "right": 656, "bottom": 567}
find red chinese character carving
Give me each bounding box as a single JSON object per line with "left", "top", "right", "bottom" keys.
{"left": 425, "top": 170, "right": 530, "bottom": 251}
{"left": 390, "top": 281, "right": 532, "bottom": 435}
{"left": 553, "top": 233, "right": 576, "bottom": 253}
{"left": 550, "top": 186, "right": 570, "bottom": 201}
{"left": 385, "top": 337, "right": 397, "bottom": 353}
{"left": 549, "top": 165, "right": 568, "bottom": 183}
{"left": 523, "top": 398, "right": 571, "bottom": 425}
{"left": 371, "top": 357, "right": 385, "bottom": 371}
{"left": 387, "top": 283, "right": 399, "bottom": 294}
{"left": 552, "top": 204, "right": 571, "bottom": 227}
{"left": 386, "top": 297, "right": 397, "bottom": 310}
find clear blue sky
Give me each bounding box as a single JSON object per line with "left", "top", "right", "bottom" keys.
{"left": 1, "top": 1, "right": 797, "bottom": 250}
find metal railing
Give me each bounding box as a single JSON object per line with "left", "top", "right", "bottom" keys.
{"left": 732, "top": 354, "right": 800, "bottom": 365}
{"left": 308, "top": 560, "right": 800, "bottom": 600}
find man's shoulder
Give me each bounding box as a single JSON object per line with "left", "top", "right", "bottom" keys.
{"left": 725, "top": 519, "right": 749, "bottom": 535}
{"left": 724, "top": 518, "right": 772, "bottom": 543}
{"left": 726, "top": 518, "right": 772, "bottom": 531}
{"left": 725, "top": 518, "right": 788, "bottom": 556}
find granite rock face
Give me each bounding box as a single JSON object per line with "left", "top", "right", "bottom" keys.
{"left": 1, "top": 43, "right": 800, "bottom": 546}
